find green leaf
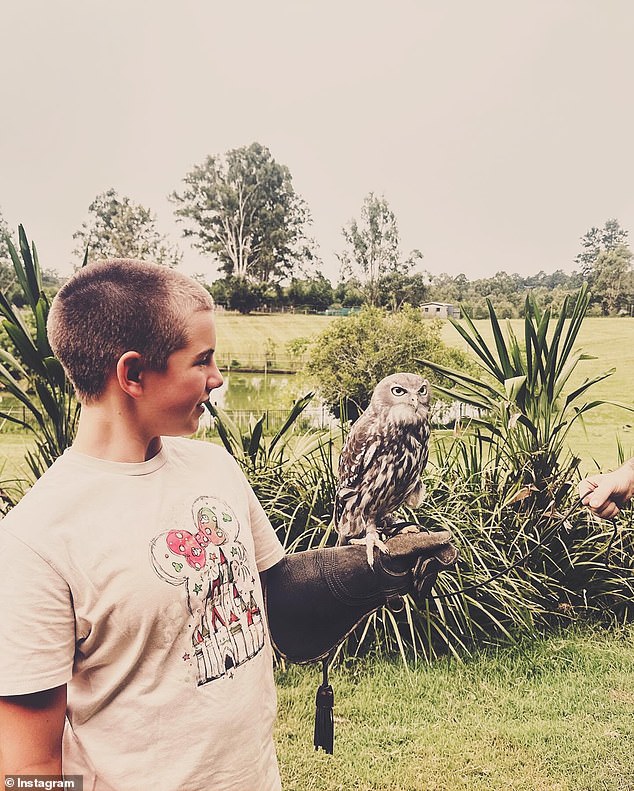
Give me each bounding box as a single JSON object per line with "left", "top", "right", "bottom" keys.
{"left": 269, "top": 392, "right": 314, "bottom": 453}
{"left": 19, "top": 225, "right": 42, "bottom": 307}
{"left": 34, "top": 296, "right": 52, "bottom": 356}
{"left": 247, "top": 415, "right": 265, "bottom": 465}
{"left": 43, "top": 356, "right": 67, "bottom": 389}
{"left": 0, "top": 362, "right": 44, "bottom": 424}
{"left": 504, "top": 375, "right": 527, "bottom": 403}
{"left": 430, "top": 383, "right": 493, "bottom": 411}
{"left": 204, "top": 403, "right": 244, "bottom": 459}
{"left": 486, "top": 298, "right": 513, "bottom": 379}
{"left": 449, "top": 313, "right": 503, "bottom": 379}
{"left": 0, "top": 409, "right": 31, "bottom": 431}
{"left": 0, "top": 347, "right": 29, "bottom": 379}
{"left": 563, "top": 369, "right": 615, "bottom": 408}
{"left": 34, "top": 380, "right": 62, "bottom": 425}
{"left": 3, "top": 322, "right": 45, "bottom": 376}
{"left": 416, "top": 357, "right": 501, "bottom": 398}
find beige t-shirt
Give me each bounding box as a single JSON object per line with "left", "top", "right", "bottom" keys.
{"left": 0, "top": 437, "right": 285, "bottom": 791}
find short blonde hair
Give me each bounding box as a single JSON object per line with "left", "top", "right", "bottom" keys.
{"left": 47, "top": 258, "right": 213, "bottom": 402}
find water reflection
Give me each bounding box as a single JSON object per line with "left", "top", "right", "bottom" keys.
{"left": 210, "top": 372, "right": 306, "bottom": 412}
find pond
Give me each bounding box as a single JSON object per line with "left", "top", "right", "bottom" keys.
{"left": 202, "top": 372, "right": 332, "bottom": 432}
{"left": 211, "top": 372, "right": 309, "bottom": 412}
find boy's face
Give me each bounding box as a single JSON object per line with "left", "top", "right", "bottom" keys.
{"left": 141, "top": 310, "right": 223, "bottom": 437}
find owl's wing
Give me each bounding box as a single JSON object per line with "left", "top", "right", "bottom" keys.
{"left": 334, "top": 414, "right": 385, "bottom": 540}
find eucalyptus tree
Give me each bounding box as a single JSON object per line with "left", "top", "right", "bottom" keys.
{"left": 171, "top": 142, "right": 314, "bottom": 285}
{"left": 73, "top": 189, "right": 182, "bottom": 267}
{"left": 574, "top": 219, "right": 632, "bottom": 314}
{"left": 575, "top": 218, "right": 629, "bottom": 274}
{"left": 338, "top": 192, "right": 422, "bottom": 306}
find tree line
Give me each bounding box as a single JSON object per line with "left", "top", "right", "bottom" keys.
{"left": 1, "top": 142, "right": 632, "bottom": 316}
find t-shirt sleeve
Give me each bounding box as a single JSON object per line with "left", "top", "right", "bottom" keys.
{"left": 237, "top": 471, "right": 285, "bottom": 572}
{"left": 0, "top": 529, "right": 75, "bottom": 696}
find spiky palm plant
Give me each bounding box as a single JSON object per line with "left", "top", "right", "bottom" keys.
{"left": 0, "top": 226, "right": 79, "bottom": 494}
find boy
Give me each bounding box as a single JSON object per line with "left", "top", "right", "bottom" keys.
{"left": 0, "top": 259, "right": 285, "bottom": 789}
{"left": 0, "top": 258, "right": 457, "bottom": 787}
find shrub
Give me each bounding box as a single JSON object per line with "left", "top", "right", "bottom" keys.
{"left": 305, "top": 305, "right": 476, "bottom": 419}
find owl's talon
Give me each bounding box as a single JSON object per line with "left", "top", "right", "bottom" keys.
{"left": 350, "top": 534, "right": 389, "bottom": 567}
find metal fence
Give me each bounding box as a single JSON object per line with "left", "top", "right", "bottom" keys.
{"left": 214, "top": 353, "right": 307, "bottom": 373}
{"left": 199, "top": 405, "right": 335, "bottom": 433}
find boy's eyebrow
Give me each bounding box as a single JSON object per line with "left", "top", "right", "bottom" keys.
{"left": 195, "top": 347, "right": 215, "bottom": 358}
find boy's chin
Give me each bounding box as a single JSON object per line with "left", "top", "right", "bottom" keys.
{"left": 162, "top": 418, "right": 201, "bottom": 437}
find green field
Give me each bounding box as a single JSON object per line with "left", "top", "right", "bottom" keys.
{"left": 215, "top": 311, "right": 335, "bottom": 357}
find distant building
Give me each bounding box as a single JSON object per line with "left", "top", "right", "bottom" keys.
{"left": 421, "top": 302, "right": 461, "bottom": 319}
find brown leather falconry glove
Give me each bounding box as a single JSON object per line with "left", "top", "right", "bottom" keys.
{"left": 265, "top": 529, "right": 458, "bottom": 664}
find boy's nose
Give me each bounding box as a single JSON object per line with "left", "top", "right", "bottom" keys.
{"left": 207, "top": 363, "right": 224, "bottom": 391}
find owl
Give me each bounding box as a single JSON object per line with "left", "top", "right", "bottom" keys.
{"left": 333, "top": 373, "right": 432, "bottom": 566}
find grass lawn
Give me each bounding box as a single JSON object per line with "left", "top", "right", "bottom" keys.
{"left": 276, "top": 626, "right": 634, "bottom": 790}
{"left": 0, "top": 432, "right": 35, "bottom": 482}
{"left": 214, "top": 312, "right": 334, "bottom": 366}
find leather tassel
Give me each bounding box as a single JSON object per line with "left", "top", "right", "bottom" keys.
{"left": 313, "top": 658, "right": 334, "bottom": 754}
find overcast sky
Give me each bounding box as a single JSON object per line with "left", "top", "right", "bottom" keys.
{"left": 2, "top": 1, "right": 633, "bottom": 284}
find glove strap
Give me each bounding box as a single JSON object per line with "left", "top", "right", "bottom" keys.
{"left": 314, "top": 656, "right": 334, "bottom": 754}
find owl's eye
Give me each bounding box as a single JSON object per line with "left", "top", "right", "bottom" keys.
{"left": 391, "top": 386, "right": 407, "bottom": 396}
{"left": 418, "top": 385, "right": 428, "bottom": 396}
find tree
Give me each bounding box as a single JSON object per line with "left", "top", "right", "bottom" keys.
{"left": 333, "top": 278, "right": 364, "bottom": 308}
{"left": 574, "top": 220, "right": 632, "bottom": 314}
{"left": 575, "top": 219, "right": 629, "bottom": 274}
{"left": 208, "top": 276, "right": 264, "bottom": 314}
{"left": 171, "top": 142, "right": 315, "bottom": 284}
{"left": 376, "top": 271, "right": 429, "bottom": 311}
{"left": 305, "top": 305, "right": 475, "bottom": 420}
{"left": 286, "top": 274, "right": 334, "bottom": 312}
{"left": 591, "top": 244, "right": 633, "bottom": 315}
{"left": 338, "top": 193, "right": 422, "bottom": 307}
{"left": 73, "top": 189, "right": 182, "bottom": 267}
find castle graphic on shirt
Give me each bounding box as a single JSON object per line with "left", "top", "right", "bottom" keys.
{"left": 149, "top": 495, "right": 265, "bottom": 686}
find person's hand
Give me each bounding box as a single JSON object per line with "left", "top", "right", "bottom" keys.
{"left": 579, "top": 458, "right": 634, "bottom": 519}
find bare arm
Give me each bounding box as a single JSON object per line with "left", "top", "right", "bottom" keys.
{"left": 579, "top": 457, "right": 634, "bottom": 519}
{"left": 0, "top": 685, "right": 66, "bottom": 775}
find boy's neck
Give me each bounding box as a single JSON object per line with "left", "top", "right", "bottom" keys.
{"left": 72, "top": 401, "right": 162, "bottom": 463}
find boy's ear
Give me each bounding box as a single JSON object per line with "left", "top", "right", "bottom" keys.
{"left": 116, "top": 351, "right": 145, "bottom": 397}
